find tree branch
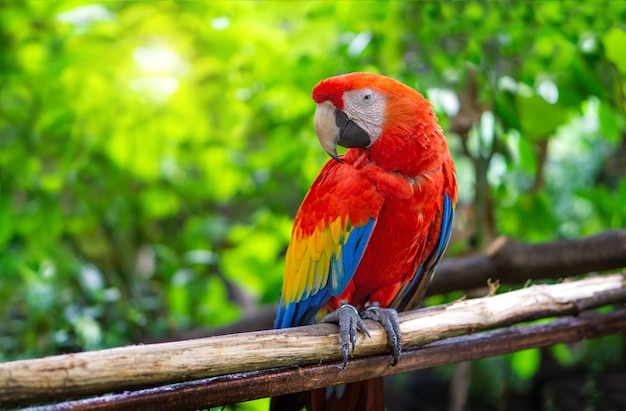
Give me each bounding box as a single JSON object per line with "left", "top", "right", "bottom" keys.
{"left": 427, "top": 229, "right": 626, "bottom": 296}
{"left": 34, "top": 309, "right": 626, "bottom": 411}
{"left": 3, "top": 273, "right": 625, "bottom": 408}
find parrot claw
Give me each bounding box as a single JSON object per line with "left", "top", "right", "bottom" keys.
{"left": 320, "top": 304, "right": 370, "bottom": 368}
{"left": 360, "top": 306, "right": 401, "bottom": 366}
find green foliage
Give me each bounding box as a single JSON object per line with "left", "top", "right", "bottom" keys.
{"left": 510, "top": 348, "right": 541, "bottom": 380}
{"left": 1, "top": 1, "right": 625, "bottom": 408}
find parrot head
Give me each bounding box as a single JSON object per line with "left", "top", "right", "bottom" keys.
{"left": 311, "top": 72, "right": 433, "bottom": 162}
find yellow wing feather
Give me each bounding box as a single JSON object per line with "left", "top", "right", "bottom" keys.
{"left": 282, "top": 216, "right": 349, "bottom": 304}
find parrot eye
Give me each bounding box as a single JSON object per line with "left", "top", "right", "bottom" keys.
{"left": 360, "top": 90, "right": 375, "bottom": 104}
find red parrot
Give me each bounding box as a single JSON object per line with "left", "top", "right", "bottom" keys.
{"left": 271, "top": 72, "right": 457, "bottom": 411}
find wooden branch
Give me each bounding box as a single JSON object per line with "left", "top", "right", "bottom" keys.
{"left": 24, "top": 309, "right": 626, "bottom": 411}
{"left": 2, "top": 273, "right": 625, "bottom": 408}
{"left": 427, "top": 229, "right": 626, "bottom": 295}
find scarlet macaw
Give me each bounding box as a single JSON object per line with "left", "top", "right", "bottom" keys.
{"left": 272, "top": 72, "right": 457, "bottom": 410}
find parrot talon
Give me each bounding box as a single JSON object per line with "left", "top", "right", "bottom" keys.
{"left": 320, "top": 304, "right": 370, "bottom": 368}
{"left": 360, "top": 307, "right": 402, "bottom": 366}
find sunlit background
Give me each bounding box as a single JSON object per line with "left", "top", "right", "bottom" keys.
{"left": 1, "top": 1, "right": 625, "bottom": 410}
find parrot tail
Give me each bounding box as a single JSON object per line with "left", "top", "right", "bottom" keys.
{"left": 270, "top": 378, "right": 384, "bottom": 411}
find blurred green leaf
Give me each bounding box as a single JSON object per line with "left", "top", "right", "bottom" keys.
{"left": 604, "top": 27, "right": 626, "bottom": 74}
{"left": 598, "top": 101, "right": 625, "bottom": 143}
{"left": 510, "top": 348, "right": 541, "bottom": 380}
{"left": 550, "top": 343, "right": 575, "bottom": 367}
{"left": 516, "top": 94, "right": 567, "bottom": 140}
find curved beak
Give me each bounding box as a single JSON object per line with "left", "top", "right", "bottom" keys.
{"left": 314, "top": 101, "right": 372, "bottom": 162}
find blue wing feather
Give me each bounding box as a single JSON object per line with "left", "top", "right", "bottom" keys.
{"left": 275, "top": 289, "right": 331, "bottom": 329}
{"left": 329, "top": 218, "right": 375, "bottom": 295}
{"left": 436, "top": 193, "right": 455, "bottom": 263}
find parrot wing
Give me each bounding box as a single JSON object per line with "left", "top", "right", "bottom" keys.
{"left": 275, "top": 160, "right": 383, "bottom": 328}
{"left": 390, "top": 191, "right": 456, "bottom": 311}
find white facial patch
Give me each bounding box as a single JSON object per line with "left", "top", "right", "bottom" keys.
{"left": 342, "top": 88, "right": 386, "bottom": 145}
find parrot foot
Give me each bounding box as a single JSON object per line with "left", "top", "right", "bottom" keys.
{"left": 361, "top": 306, "right": 401, "bottom": 366}
{"left": 320, "top": 304, "right": 371, "bottom": 368}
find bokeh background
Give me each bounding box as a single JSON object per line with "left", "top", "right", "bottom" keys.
{"left": 1, "top": 1, "right": 625, "bottom": 410}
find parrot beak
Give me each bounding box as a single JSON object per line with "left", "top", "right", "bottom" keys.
{"left": 314, "top": 101, "right": 371, "bottom": 162}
